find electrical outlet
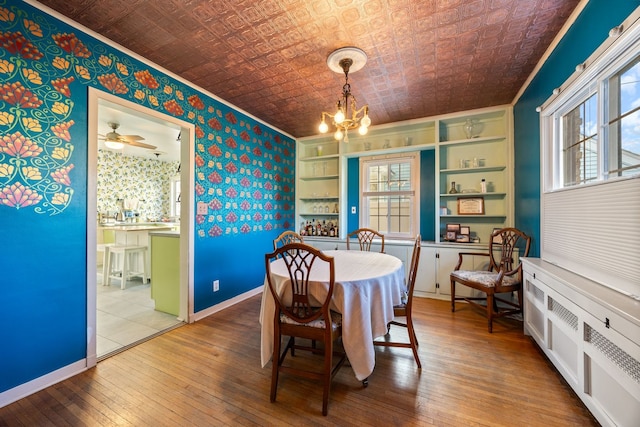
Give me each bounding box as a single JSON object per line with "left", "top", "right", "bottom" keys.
{"left": 213, "top": 280, "right": 219, "bottom": 292}
{"left": 351, "top": 206, "right": 356, "bottom": 214}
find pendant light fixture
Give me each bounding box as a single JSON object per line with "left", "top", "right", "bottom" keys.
{"left": 318, "top": 47, "right": 371, "bottom": 143}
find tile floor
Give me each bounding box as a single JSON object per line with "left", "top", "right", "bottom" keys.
{"left": 97, "top": 278, "right": 182, "bottom": 359}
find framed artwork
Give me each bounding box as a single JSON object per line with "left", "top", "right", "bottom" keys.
{"left": 446, "top": 230, "right": 457, "bottom": 241}
{"left": 457, "top": 197, "right": 485, "bottom": 215}
{"left": 460, "top": 226, "right": 470, "bottom": 235}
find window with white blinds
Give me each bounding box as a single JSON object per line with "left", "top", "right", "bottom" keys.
{"left": 540, "top": 15, "right": 640, "bottom": 298}
{"left": 360, "top": 153, "right": 419, "bottom": 239}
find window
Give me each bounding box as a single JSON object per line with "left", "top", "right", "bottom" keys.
{"left": 545, "top": 36, "right": 640, "bottom": 190}
{"left": 561, "top": 93, "right": 598, "bottom": 186}
{"left": 605, "top": 56, "right": 640, "bottom": 178}
{"left": 360, "top": 153, "right": 419, "bottom": 239}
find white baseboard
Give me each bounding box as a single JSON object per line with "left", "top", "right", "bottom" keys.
{"left": 1, "top": 286, "right": 264, "bottom": 408}
{"left": 0, "top": 359, "right": 87, "bottom": 408}
{"left": 191, "top": 286, "right": 262, "bottom": 322}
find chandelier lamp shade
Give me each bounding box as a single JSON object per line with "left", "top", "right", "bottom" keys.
{"left": 319, "top": 47, "right": 371, "bottom": 142}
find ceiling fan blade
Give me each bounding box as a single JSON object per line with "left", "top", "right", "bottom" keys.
{"left": 120, "top": 134, "right": 145, "bottom": 141}
{"left": 126, "top": 140, "right": 157, "bottom": 150}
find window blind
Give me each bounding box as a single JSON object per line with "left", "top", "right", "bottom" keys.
{"left": 541, "top": 177, "right": 640, "bottom": 297}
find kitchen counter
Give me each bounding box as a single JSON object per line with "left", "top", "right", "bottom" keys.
{"left": 148, "top": 230, "right": 180, "bottom": 238}
{"left": 100, "top": 222, "right": 179, "bottom": 231}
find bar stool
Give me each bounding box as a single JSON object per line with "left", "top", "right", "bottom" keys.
{"left": 106, "top": 244, "right": 148, "bottom": 289}
{"left": 97, "top": 243, "right": 115, "bottom": 286}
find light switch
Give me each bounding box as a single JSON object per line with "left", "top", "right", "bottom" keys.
{"left": 351, "top": 206, "right": 356, "bottom": 214}
{"left": 197, "top": 201, "right": 208, "bottom": 215}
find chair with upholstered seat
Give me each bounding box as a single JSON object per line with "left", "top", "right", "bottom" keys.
{"left": 265, "top": 242, "right": 347, "bottom": 416}
{"left": 346, "top": 228, "right": 385, "bottom": 253}
{"left": 374, "top": 234, "right": 422, "bottom": 368}
{"left": 272, "top": 230, "right": 304, "bottom": 251}
{"left": 450, "top": 227, "right": 531, "bottom": 332}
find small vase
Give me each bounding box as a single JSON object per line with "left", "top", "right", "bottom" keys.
{"left": 464, "top": 119, "right": 474, "bottom": 139}
{"left": 449, "top": 182, "right": 458, "bottom": 194}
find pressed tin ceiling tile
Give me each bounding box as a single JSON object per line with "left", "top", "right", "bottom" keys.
{"left": 39, "top": 0, "right": 580, "bottom": 137}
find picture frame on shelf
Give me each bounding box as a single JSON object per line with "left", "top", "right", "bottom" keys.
{"left": 456, "top": 225, "right": 470, "bottom": 242}
{"left": 456, "top": 233, "right": 470, "bottom": 243}
{"left": 445, "top": 223, "right": 460, "bottom": 241}
{"left": 457, "top": 197, "right": 485, "bottom": 215}
{"left": 446, "top": 223, "right": 460, "bottom": 232}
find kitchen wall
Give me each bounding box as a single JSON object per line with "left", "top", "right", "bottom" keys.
{"left": 97, "top": 149, "right": 179, "bottom": 221}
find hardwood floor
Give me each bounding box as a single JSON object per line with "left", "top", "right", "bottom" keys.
{"left": 0, "top": 295, "right": 598, "bottom": 426}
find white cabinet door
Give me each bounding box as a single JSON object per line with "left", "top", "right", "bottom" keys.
{"left": 414, "top": 246, "right": 437, "bottom": 296}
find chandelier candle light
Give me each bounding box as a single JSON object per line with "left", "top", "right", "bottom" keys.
{"left": 318, "top": 47, "right": 371, "bottom": 142}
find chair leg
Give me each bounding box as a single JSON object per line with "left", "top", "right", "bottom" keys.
{"left": 270, "top": 332, "right": 281, "bottom": 403}
{"left": 406, "top": 314, "right": 422, "bottom": 369}
{"left": 450, "top": 279, "right": 456, "bottom": 312}
{"left": 517, "top": 288, "right": 524, "bottom": 312}
{"left": 322, "top": 335, "right": 333, "bottom": 416}
{"left": 486, "top": 293, "right": 494, "bottom": 333}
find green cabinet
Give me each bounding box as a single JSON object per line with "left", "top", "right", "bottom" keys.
{"left": 150, "top": 232, "right": 180, "bottom": 316}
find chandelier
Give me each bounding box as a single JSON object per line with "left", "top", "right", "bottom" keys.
{"left": 318, "top": 47, "right": 371, "bottom": 142}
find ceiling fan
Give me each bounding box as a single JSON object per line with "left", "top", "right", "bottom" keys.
{"left": 98, "top": 121, "right": 157, "bottom": 150}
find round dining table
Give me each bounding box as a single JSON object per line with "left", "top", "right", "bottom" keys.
{"left": 259, "top": 249, "right": 406, "bottom": 381}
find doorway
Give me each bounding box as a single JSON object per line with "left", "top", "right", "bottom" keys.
{"left": 86, "top": 88, "right": 195, "bottom": 366}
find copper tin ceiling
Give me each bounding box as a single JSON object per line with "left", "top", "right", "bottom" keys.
{"left": 38, "top": 0, "right": 580, "bottom": 138}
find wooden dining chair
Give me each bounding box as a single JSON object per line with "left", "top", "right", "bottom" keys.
{"left": 450, "top": 227, "right": 531, "bottom": 332}
{"left": 374, "top": 234, "right": 422, "bottom": 368}
{"left": 346, "top": 228, "right": 385, "bottom": 253}
{"left": 272, "top": 230, "right": 304, "bottom": 251}
{"left": 265, "top": 242, "right": 347, "bottom": 416}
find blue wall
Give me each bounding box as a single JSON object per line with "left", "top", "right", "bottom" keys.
{"left": 0, "top": 0, "right": 293, "bottom": 393}
{"left": 346, "top": 150, "right": 436, "bottom": 240}
{"left": 513, "top": 0, "right": 638, "bottom": 256}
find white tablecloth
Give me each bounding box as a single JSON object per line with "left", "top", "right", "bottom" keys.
{"left": 259, "top": 250, "right": 405, "bottom": 381}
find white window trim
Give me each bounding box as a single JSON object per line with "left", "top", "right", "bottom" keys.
{"left": 359, "top": 152, "right": 420, "bottom": 239}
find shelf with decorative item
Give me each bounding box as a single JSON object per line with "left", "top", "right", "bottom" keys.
{"left": 440, "top": 214, "right": 507, "bottom": 218}
{"left": 438, "top": 109, "right": 508, "bottom": 143}
{"left": 439, "top": 165, "right": 506, "bottom": 174}
{"left": 298, "top": 174, "right": 339, "bottom": 181}
{"left": 340, "top": 120, "right": 436, "bottom": 156}
{"left": 299, "top": 212, "right": 339, "bottom": 217}
{"left": 439, "top": 192, "right": 507, "bottom": 198}
{"left": 299, "top": 196, "right": 340, "bottom": 201}
{"left": 299, "top": 153, "right": 339, "bottom": 162}
{"left": 438, "top": 134, "right": 507, "bottom": 147}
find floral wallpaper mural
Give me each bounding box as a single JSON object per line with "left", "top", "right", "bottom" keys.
{"left": 97, "top": 149, "right": 179, "bottom": 222}
{"left": 0, "top": 1, "right": 295, "bottom": 235}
